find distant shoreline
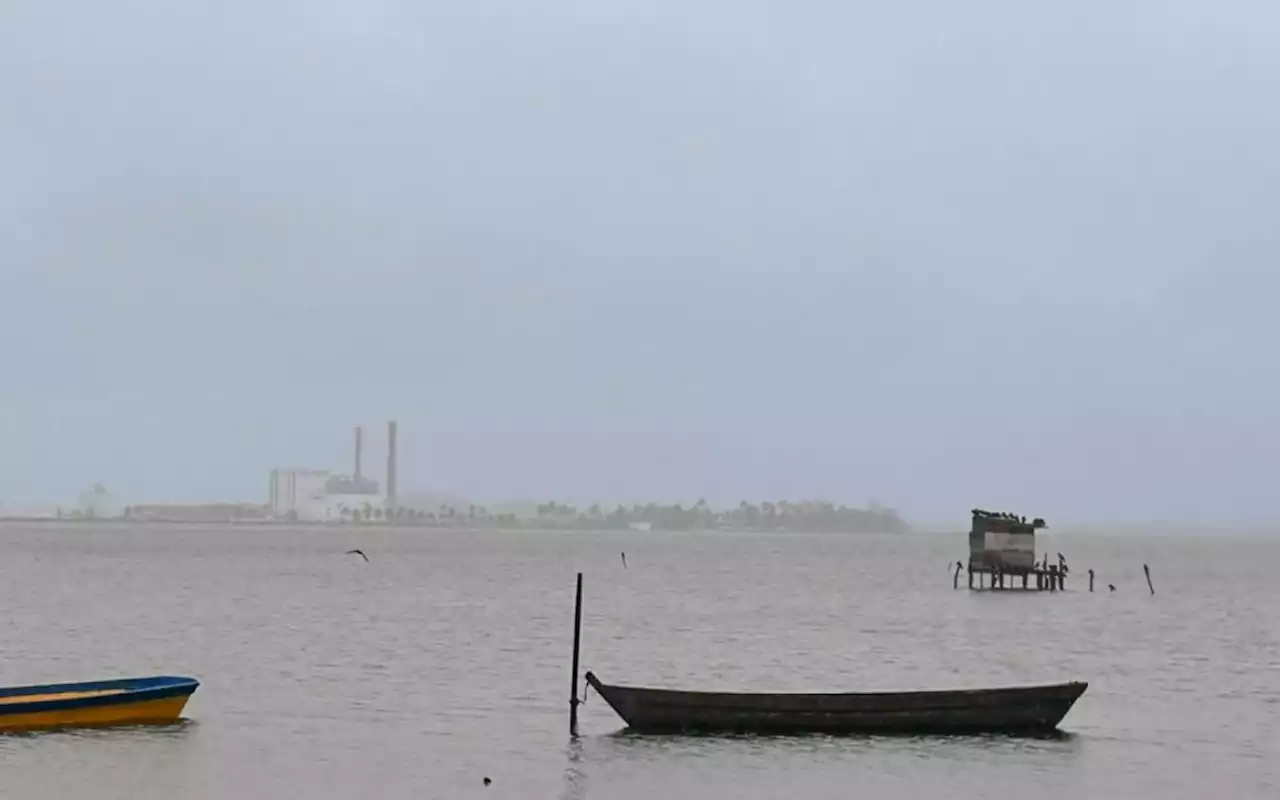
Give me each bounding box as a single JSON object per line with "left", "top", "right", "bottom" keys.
{"left": 0, "top": 516, "right": 907, "bottom": 534}
{"left": 2, "top": 516, "right": 1273, "bottom": 537}
{"left": 2, "top": 499, "right": 909, "bottom": 534}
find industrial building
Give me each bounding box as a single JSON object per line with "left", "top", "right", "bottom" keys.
{"left": 267, "top": 421, "right": 400, "bottom": 522}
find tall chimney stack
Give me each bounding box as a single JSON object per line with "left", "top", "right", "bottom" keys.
{"left": 354, "top": 426, "right": 363, "bottom": 480}
{"left": 386, "top": 420, "right": 398, "bottom": 509}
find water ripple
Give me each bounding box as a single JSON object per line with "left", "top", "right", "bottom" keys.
{"left": 0, "top": 524, "right": 1275, "bottom": 799}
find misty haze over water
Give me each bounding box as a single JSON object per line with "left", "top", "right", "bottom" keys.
{"left": 4, "top": 2, "right": 1280, "bottom": 528}
{"left": 3, "top": 3, "right": 1279, "bottom": 794}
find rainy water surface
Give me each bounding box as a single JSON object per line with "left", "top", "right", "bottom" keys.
{"left": 0, "top": 524, "right": 1276, "bottom": 799}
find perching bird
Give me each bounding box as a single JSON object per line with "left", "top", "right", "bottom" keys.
{"left": 621, "top": 552, "right": 627, "bottom": 569}
{"left": 346, "top": 548, "right": 369, "bottom": 562}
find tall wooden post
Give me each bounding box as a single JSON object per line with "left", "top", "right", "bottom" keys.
{"left": 570, "top": 572, "right": 583, "bottom": 737}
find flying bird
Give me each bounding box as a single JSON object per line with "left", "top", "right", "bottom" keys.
{"left": 1108, "top": 584, "right": 1116, "bottom": 592}
{"left": 346, "top": 549, "right": 369, "bottom": 562}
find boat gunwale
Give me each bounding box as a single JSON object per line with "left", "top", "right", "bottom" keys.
{"left": 584, "top": 671, "right": 1088, "bottom": 733}
{"left": 584, "top": 671, "right": 1087, "bottom": 704}
{"left": 0, "top": 676, "right": 199, "bottom": 717}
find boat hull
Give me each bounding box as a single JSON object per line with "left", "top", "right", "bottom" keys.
{"left": 0, "top": 676, "right": 199, "bottom": 733}
{"left": 585, "top": 671, "right": 1086, "bottom": 735}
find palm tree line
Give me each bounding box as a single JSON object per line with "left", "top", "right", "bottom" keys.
{"left": 340, "top": 498, "right": 908, "bottom": 533}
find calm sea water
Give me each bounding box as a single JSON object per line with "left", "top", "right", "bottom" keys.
{"left": 0, "top": 523, "right": 1276, "bottom": 799}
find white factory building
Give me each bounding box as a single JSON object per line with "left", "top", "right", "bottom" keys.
{"left": 267, "top": 421, "right": 400, "bottom": 522}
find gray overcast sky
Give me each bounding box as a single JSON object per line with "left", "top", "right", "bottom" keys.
{"left": 2, "top": 1, "right": 1278, "bottom": 523}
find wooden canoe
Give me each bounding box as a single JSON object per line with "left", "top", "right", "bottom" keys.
{"left": 585, "top": 671, "right": 1086, "bottom": 735}
{"left": 0, "top": 675, "right": 199, "bottom": 733}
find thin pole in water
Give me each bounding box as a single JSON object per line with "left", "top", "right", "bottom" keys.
{"left": 1144, "top": 564, "right": 1155, "bottom": 596}
{"left": 570, "top": 572, "right": 583, "bottom": 737}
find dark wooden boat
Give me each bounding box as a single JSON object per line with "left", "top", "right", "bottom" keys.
{"left": 584, "top": 671, "right": 1086, "bottom": 735}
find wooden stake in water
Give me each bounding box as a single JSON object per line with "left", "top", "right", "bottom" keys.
{"left": 1144, "top": 564, "right": 1155, "bottom": 596}
{"left": 570, "top": 572, "right": 583, "bottom": 737}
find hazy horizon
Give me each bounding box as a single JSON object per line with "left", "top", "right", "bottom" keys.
{"left": 4, "top": 2, "right": 1279, "bottom": 526}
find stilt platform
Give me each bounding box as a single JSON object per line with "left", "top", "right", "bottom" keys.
{"left": 967, "top": 564, "right": 1066, "bottom": 592}
{"left": 958, "top": 508, "right": 1069, "bottom": 593}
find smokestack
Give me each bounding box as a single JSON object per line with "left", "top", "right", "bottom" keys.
{"left": 354, "top": 426, "right": 363, "bottom": 480}
{"left": 386, "top": 420, "right": 398, "bottom": 508}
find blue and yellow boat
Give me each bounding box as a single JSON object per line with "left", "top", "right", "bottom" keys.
{"left": 0, "top": 675, "right": 199, "bottom": 733}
